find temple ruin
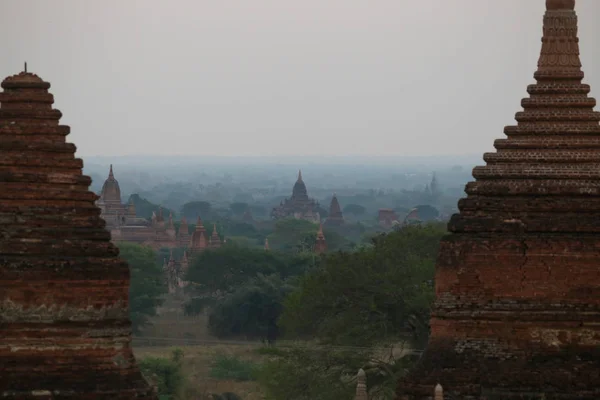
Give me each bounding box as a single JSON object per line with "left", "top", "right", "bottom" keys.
{"left": 271, "top": 170, "right": 321, "bottom": 222}
{"left": 397, "top": 1, "right": 600, "bottom": 398}
{"left": 0, "top": 70, "right": 156, "bottom": 398}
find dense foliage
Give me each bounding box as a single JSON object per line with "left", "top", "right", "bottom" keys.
{"left": 180, "top": 200, "right": 212, "bottom": 220}
{"left": 139, "top": 349, "right": 185, "bottom": 400}
{"left": 208, "top": 274, "right": 294, "bottom": 341}
{"left": 128, "top": 193, "right": 176, "bottom": 220}
{"left": 184, "top": 246, "right": 318, "bottom": 340}
{"left": 118, "top": 242, "right": 168, "bottom": 334}
{"left": 280, "top": 223, "right": 445, "bottom": 348}
{"left": 255, "top": 223, "right": 446, "bottom": 400}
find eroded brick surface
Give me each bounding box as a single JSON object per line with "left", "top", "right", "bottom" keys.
{"left": 0, "top": 71, "right": 156, "bottom": 399}
{"left": 397, "top": 2, "right": 600, "bottom": 399}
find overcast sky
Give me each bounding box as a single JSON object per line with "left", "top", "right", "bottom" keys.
{"left": 0, "top": 0, "right": 599, "bottom": 158}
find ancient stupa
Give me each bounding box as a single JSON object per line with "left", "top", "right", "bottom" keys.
{"left": 0, "top": 69, "right": 156, "bottom": 398}
{"left": 325, "top": 193, "right": 344, "bottom": 226}
{"left": 398, "top": 1, "right": 600, "bottom": 399}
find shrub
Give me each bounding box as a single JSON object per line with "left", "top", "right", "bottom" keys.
{"left": 139, "top": 349, "right": 185, "bottom": 399}
{"left": 209, "top": 354, "right": 260, "bottom": 382}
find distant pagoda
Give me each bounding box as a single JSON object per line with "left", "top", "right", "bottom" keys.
{"left": 190, "top": 217, "right": 208, "bottom": 254}
{"left": 0, "top": 69, "right": 155, "bottom": 398}
{"left": 271, "top": 170, "right": 321, "bottom": 223}
{"left": 325, "top": 193, "right": 344, "bottom": 226}
{"left": 398, "top": 1, "right": 600, "bottom": 399}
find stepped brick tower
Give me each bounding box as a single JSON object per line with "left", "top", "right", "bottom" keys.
{"left": 0, "top": 70, "right": 155, "bottom": 398}
{"left": 325, "top": 193, "right": 344, "bottom": 226}
{"left": 209, "top": 223, "right": 222, "bottom": 249}
{"left": 178, "top": 217, "right": 191, "bottom": 247}
{"left": 397, "top": 1, "right": 600, "bottom": 399}
{"left": 314, "top": 224, "right": 327, "bottom": 254}
{"left": 190, "top": 217, "right": 208, "bottom": 254}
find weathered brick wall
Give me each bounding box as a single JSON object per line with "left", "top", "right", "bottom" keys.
{"left": 0, "top": 72, "right": 156, "bottom": 399}
{"left": 397, "top": 1, "right": 600, "bottom": 398}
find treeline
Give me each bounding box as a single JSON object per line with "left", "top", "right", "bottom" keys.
{"left": 118, "top": 222, "right": 446, "bottom": 399}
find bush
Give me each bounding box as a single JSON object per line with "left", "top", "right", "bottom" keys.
{"left": 209, "top": 354, "right": 260, "bottom": 382}
{"left": 139, "top": 349, "right": 185, "bottom": 399}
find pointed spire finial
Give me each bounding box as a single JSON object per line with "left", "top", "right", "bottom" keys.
{"left": 298, "top": 169, "right": 303, "bottom": 181}
{"left": 24, "top": 62, "right": 27, "bottom": 73}
{"left": 109, "top": 164, "right": 114, "bottom": 179}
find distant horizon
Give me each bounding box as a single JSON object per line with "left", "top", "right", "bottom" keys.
{"left": 82, "top": 153, "right": 485, "bottom": 167}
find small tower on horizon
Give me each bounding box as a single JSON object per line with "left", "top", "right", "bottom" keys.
{"left": 190, "top": 217, "right": 208, "bottom": 254}
{"left": 209, "top": 223, "right": 221, "bottom": 249}
{"left": 325, "top": 192, "right": 344, "bottom": 226}
{"left": 314, "top": 223, "right": 327, "bottom": 254}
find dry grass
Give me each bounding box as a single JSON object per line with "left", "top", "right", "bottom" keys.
{"left": 134, "top": 344, "right": 265, "bottom": 400}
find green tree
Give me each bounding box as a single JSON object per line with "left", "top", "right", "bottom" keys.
{"left": 230, "top": 202, "right": 249, "bottom": 215}
{"left": 139, "top": 348, "right": 185, "bottom": 400}
{"left": 184, "top": 247, "right": 317, "bottom": 339}
{"left": 118, "top": 242, "right": 168, "bottom": 334}
{"left": 280, "top": 223, "right": 445, "bottom": 348}
{"left": 250, "top": 205, "right": 267, "bottom": 217}
{"left": 267, "top": 218, "right": 319, "bottom": 253}
{"left": 208, "top": 274, "right": 294, "bottom": 342}
{"left": 413, "top": 204, "right": 440, "bottom": 221}
{"left": 343, "top": 203, "right": 367, "bottom": 216}
{"left": 128, "top": 194, "right": 176, "bottom": 219}
{"left": 181, "top": 200, "right": 212, "bottom": 220}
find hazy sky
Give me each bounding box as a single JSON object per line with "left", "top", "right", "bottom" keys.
{"left": 1, "top": 0, "right": 599, "bottom": 158}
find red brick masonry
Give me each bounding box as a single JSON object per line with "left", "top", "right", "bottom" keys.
{"left": 397, "top": 1, "right": 600, "bottom": 399}
{"left": 0, "top": 71, "right": 156, "bottom": 399}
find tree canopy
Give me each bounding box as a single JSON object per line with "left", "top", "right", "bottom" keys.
{"left": 343, "top": 203, "right": 367, "bottom": 216}
{"left": 279, "top": 223, "right": 446, "bottom": 348}
{"left": 267, "top": 218, "right": 319, "bottom": 253}
{"left": 229, "top": 202, "right": 250, "bottom": 215}
{"left": 128, "top": 194, "right": 176, "bottom": 220}
{"left": 208, "top": 274, "right": 294, "bottom": 341}
{"left": 184, "top": 246, "right": 318, "bottom": 340}
{"left": 118, "top": 242, "right": 168, "bottom": 334}
{"left": 181, "top": 200, "right": 212, "bottom": 220}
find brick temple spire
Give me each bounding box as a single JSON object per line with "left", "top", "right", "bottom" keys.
{"left": 325, "top": 193, "right": 344, "bottom": 226}
{"left": 210, "top": 223, "right": 221, "bottom": 249}
{"left": 100, "top": 163, "right": 121, "bottom": 203}
{"left": 0, "top": 71, "right": 155, "bottom": 397}
{"left": 190, "top": 216, "right": 207, "bottom": 253}
{"left": 314, "top": 223, "right": 327, "bottom": 254}
{"left": 398, "top": 1, "right": 600, "bottom": 398}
